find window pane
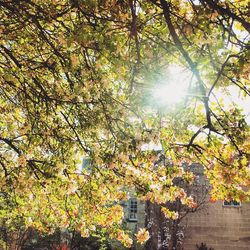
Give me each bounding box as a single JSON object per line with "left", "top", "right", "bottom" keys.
{"left": 223, "top": 200, "right": 240, "bottom": 206}
{"left": 129, "top": 199, "right": 138, "bottom": 221}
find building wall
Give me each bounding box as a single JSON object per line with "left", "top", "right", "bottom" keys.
{"left": 125, "top": 198, "right": 250, "bottom": 250}
{"left": 124, "top": 164, "right": 250, "bottom": 250}
{"left": 123, "top": 199, "right": 146, "bottom": 233}
{"left": 183, "top": 200, "right": 250, "bottom": 250}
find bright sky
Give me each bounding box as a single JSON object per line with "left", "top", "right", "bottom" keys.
{"left": 152, "top": 64, "right": 250, "bottom": 124}
{"left": 152, "top": 65, "right": 192, "bottom": 105}
{"left": 212, "top": 85, "right": 250, "bottom": 124}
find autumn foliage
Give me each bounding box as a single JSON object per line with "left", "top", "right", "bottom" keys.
{"left": 0, "top": 0, "right": 249, "bottom": 246}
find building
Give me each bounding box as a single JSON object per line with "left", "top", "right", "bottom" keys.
{"left": 183, "top": 199, "right": 250, "bottom": 250}
{"left": 125, "top": 164, "right": 250, "bottom": 250}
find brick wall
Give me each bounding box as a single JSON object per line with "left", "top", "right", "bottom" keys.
{"left": 183, "top": 200, "right": 250, "bottom": 250}
{"left": 124, "top": 164, "right": 250, "bottom": 250}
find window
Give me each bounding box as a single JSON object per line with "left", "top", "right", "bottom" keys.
{"left": 76, "top": 157, "right": 92, "bottom": 174}
{"left": 78, "top": 157, "right": 91, "bottom": 172}
{"left": 223, "top": 200, "right": 241, "bottom": 207}
{"left": 82, "top": 158, "right": 91, "bottom": 169}
{"left": 128, "top": 198, "right": 138, "bottom": 221}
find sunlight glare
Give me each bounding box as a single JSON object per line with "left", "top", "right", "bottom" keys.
{"left": 153, "top": 65, "right": 192, "bottom": 106}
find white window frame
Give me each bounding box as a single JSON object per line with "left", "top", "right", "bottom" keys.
{"left": 128, "top": 198, "right": 138, "bottom": 222}
{"left": 223, "top": 200, "right": 241, "bottom": 207}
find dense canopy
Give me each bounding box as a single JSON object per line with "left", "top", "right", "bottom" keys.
{"left": 0, "top": 0, "right": 249, "bottom": 246}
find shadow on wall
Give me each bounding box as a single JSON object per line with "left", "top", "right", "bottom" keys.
{"left": 196, "top": 242, "right": 214, "bottom": 250}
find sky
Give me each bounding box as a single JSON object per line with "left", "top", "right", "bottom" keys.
{"left": 151, "top": 65, "right": 250, "bottom": 124}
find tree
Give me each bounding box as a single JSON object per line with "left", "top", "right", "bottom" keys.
{"left": 0, "top": 225, "right": 111, "bottom": 250}
{"left": 0, "top": 0, "right": 249, "bottom": 247}
{"left": 145, "top": 163, "right": 209, "bottom": 250}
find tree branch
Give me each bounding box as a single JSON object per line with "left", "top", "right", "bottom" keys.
{"left": 202, "top": 0, "right": 250, "bottom": 33}
{"left": 159, "top": 0, "right": 212, "bottom": 129}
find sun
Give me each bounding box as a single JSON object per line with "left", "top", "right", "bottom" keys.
{"left": 152, "top": 65, "right": 193, "bottom": 106}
